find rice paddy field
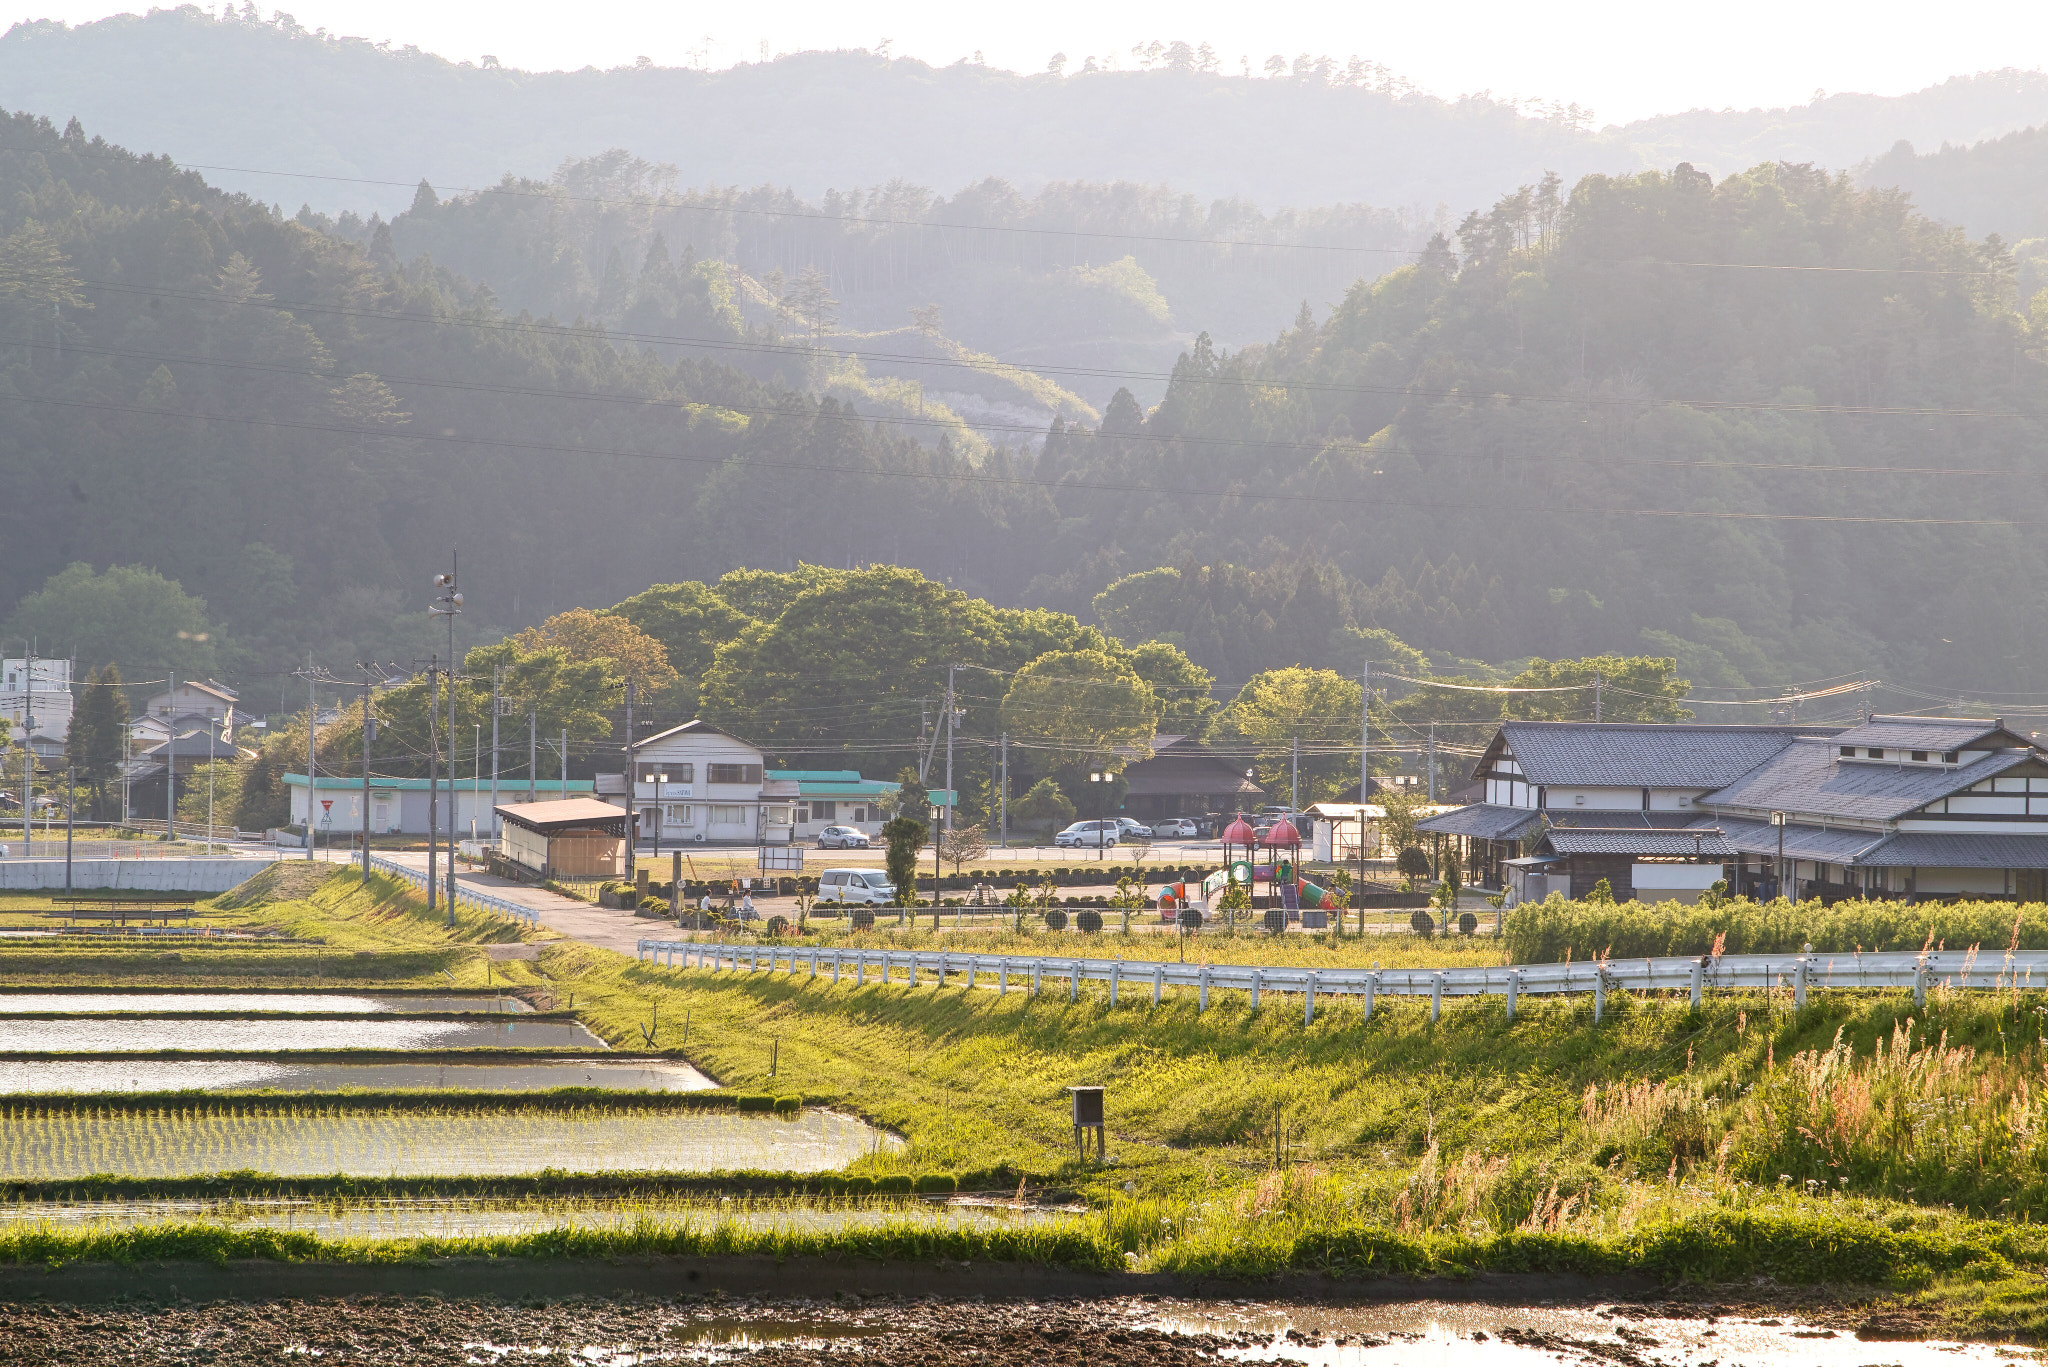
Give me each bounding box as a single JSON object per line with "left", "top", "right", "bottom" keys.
{"left": 12, "top": 863, "right": 2048, "bottom": 1353}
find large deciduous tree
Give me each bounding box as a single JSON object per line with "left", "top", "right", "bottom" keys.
{"left": 1215, "top": 666, "right": 1364, "bottom": 802}
{"left": 997, "top": 649, "right": 1160, "bottom": 768}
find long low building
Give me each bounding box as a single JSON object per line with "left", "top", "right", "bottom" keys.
{"left": 1421, "top": 715, "right": 2048, "bottom": 904}
{"left": 287, "top": 774, "right": 593, "bottom": 837}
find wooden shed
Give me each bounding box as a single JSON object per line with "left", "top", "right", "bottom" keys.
{"left": 494, "top": 798, "right": 630, "bottom": 878}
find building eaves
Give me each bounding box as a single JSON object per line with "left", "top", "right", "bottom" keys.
{"left": 1496, "top": 721, "right": 1833, "bottom": 789}
{"left": 1542, "top": 828, "right": 1735, "bottom": 857}
{"left": 1854, "top": 832, "right": 2048, "bottom": 869}
{"left": 1415, "top": 804, "right": 1543, "bottom": 841}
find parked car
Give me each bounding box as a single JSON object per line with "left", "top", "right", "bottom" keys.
{"left": 817, "top": 867, "right": 895, "bottom": 904}
{"left": 1115, "top": 817, "right": 1154, "bottom": 839}
{"left": 816, "top": 825, "right": 871, "bottom": 849}
{"left": 1054, "top": 820, "right": 1121, "bottom": 849}
{"left": 1152, "top": 817, "right": 1198, "bottom": 838}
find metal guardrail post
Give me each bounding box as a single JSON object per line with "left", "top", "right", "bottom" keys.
{"left": 1152, "top": 963, "right": 1164, "bottom": 1006}
{"left": 936, "top": 952, "right": 947, "bottom": 988}
{"left": 998, "top": 962, "right": 1007, "bottom": 995}
{"left": 1593, "top": 969, "right": 1607, "bottom": 1023}
{"left": 1031, "top": 959, "right": 1041, "bottom": 995}
{"left": 1794, "top": 956, "right": 1808, "bottom": 1010}
{"left": 1690, "top": 958, "right": 1706, "bottom": 1009}
{"left": 1430, "top": 972, "right": 1443, "bottom": 1023}
{"left": 1304, "top": 970, "right": 1318, "bottom": 1025}
{"left": 1505, "top": 969, "right": 1519, "bottom": 1021}
{"left": 1363, "top": 971, "right": 1377, "bottom": 1020}
{"left": 1109, "top": 960, "right": 1121, "bottom": 1005}
{"left": 1069, "top": 964, "right": 1079, "bottom": 1002}
{"left": 855, "top": 952, "right": 865, "bottom": 987}
{"left": 1199, "top": 964, "right": 1210, "bottom": 1012}
{"left": 1249, "top": 970, "right": 1262, "bottom": 1011}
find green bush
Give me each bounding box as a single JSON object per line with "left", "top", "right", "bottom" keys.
{"left": 734, "top": 1094, "right": 776, "bottom": 1112}
{"left": 873, "top": 1175, "right": 915, "bottom": 1195}
{"left": 913, "top": 1173, "right": 958, "bottom": 1194}
{"left": 1395, "top": 846, "right": 1432, "bottom": 877}
{"left": 771, "top": 1095, "right": 801, "bottom": 1115}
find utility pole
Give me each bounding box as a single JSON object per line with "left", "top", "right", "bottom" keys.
{"left": 489, "top": 665, "right": 500, "bottom": 847}
{"left": 206, "top": 716, "right": 218, "bottom": 855}
{"left": 999, "top": 732, "right": 1009, "bottom": 849}
{"left": 361, "top": 669, "right": 375, "bottom": 883}
{"left": 1360, "top": 662, "right": 1370, "bottom": 808}
{"left": 1593, "top": 672, "right": 1603, "bottom": 724}
{"left": 527, "top": 710, "right": 537, "bottom": 804}
{"left": 64, "top": 763, "right": 73, "bottom": 893}
{"left": 560, "top": 728, "right": 569, "bottom": 801}
{"left": 304, "top": 656, "right": 315, "bottom": 862}
{"left": 21, "top": 642, "right": 33, "bottom": 855}
{"left": 427, "top": 653, "right": 439, "bottom": 915}
{"left": 943, "top": 663, "right": 956, "bottom": 834}
{"left": 1427, "top": 724, "right": 1437, "bottom": 802}
{"left": 1290, "top": 736, "right": 1298, "bottom": 814}
{"left": 623, "top": 680, "right": 635, "bottom": 877}
{"left": 163, "top": 670, "right": 175, "bottom": 845}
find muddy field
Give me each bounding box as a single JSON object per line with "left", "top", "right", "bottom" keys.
{"left": 0, "top": 1289, "right": 1985, "bottom": 1367}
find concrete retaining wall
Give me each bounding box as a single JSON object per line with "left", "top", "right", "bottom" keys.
{"left": 0, "top": 859, "right": 276, "bottom": 892}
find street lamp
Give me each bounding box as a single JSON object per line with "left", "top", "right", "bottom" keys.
{"left": 1770, "top": 809, "right": 1788, "bottom": 902}
{"left": 1089, "top": 770, "right": 1109, "bottom": 862}
{"left": 650, "top": 769, "right": 667, "bottom": 858}
{"left": 429, "top": 559, "right": 463, "bottom": 925}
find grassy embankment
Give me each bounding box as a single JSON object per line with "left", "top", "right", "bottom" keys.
{"left": 19, "top": 868, "right": 2048, "bottom": 1332}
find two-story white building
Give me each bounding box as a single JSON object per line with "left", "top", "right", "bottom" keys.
{"left": 628, "top": 721, "right": 800, "bottom": 846}
{"left": 1, "top": 657, "right": 73, "bottom": 758}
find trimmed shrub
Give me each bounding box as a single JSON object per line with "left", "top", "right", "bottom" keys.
{"left": 913, "top": 1173, "right": 958, "bottom": 1194}
{"left": 1043, "top": 909, "right": 1069, "bottom": 931}
{"left": 771, "top": 1095, "right": 801, "bottom": 1115}
{"left": 1076, "top": 909, "right": 1103, "bottom": 932}
{"left": 1396, "top": 846, "right": 1432, "bottom": 877}
{"left": 873, "top": 1175, "right": 915, "bottom": 1195}
{"left": 838, "top": 1176, "right": 874, "bottom": 1196}
{"left": 734, "top": 1094, "right": 776, "bottom": 1112}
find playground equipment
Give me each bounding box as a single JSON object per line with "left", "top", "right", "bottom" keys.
{"left": 1151, "top": 813, "right": 1336, "bottom": 929}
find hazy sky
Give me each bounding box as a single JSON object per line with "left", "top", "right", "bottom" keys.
{"left": 11, "top": 0, "right": 2048, "bottom": 124}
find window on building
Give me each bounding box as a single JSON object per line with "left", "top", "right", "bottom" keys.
{"left": 1839, "top": 745, "right": 1855, "bottom": 757}
{"left": 766, "top": 806, "right": 793, "bottom": 825}
{"left": 1866, "top": 748, "right": 1885, "bottom": 759}
{"left": 811, "top": 800, "right": 836, "bottom": 822}
{"left": 852, "top": 806, "right": 867, "bottom": 823}
{"left": 1943, "top": 751, "right": 1959, "bottom": 764}
{"left": 1911, "top": 750, "right": 1928, "bottom": 762}
{"left": 708, "top": 804, "right": 746, "bottom": 824}
{"left": 707, "top": 763, "right": 761, "bottom": 785}
{"left": 664, "top": 804, "right": 692, "bottom": 825}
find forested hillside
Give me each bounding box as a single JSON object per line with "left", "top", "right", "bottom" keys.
{"left": 3, "top": 113, "right": 2044, "bottom": 700}
{"left": 1863, "top": 127, "right": 2048, "bottom": 248}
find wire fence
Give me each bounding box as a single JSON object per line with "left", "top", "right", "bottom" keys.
{"left": 637, "top": 940, "right": 2040, "bottom": 1026}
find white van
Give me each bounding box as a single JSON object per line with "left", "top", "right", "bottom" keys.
{"left": 818, "top": 867, "right": 896, "bottom": 905}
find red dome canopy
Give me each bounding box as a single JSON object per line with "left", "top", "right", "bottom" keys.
{"left": 1260, "top": 819, "right": 1301, "bottom": 846}
{"left": 1221, "top": 818, "right": 1257, "bottom": 845}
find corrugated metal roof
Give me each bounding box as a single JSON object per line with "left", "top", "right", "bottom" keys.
{"left": 1497, "top": 721, "right": 1825, "bottom": 788}
{"left": 1824, "top": 715, "right": 2023, "bottom": 753}
{"left": 1543, "top": 829, "right": 1735, "bottom": 857}
{"left": 1855, "top": 832, "right": 2048, "bottom": 869}
{"left": 1703, "top": 739, "right": 2027, "bottom": 820}
{"left": 495, "top": 798, "right": 630, "bottom": 832}
{"left": 1717, "top": 817, "right": 1889, "bottom": 862}
{"left": 1415, "top": 804, "right": 1543, "bottom": 840}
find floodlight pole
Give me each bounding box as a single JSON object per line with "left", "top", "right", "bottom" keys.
{"left": 623, "top": 680, "right": 635, "bottom": 877}
{"left": 64, "top": 763, "right": 73, "bottom": 893}
{"left": 361, "top": 669, "right": 375, "bottom": 883}
{"left": 304, "top": 657, "right": 315, "bottom": 862}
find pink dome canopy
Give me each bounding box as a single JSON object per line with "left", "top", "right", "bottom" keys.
{"left": 1221, "top": 818, "right": 1257, "bottom": 845}
{"left": 1260, "top": 819, "right": 1301, "bottom": 846}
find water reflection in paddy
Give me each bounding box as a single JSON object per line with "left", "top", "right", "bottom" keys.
{"left": 0, "top": 1195, "right": 1046, "bottom": 1239}
{"left": 0, "top": 1107, "right": 896, "bottom": 1177}
{"left": 0, "top": 1057, "right": 713, "bottom": 1094}
{"left": 0, "top": 993, "right": 530, "bottom": 1014}
{"left": 0, "top": 1016, "right": 602, "bottom": 1052}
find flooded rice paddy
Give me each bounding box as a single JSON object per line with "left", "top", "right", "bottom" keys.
{"left": 0, "top": 1106, "right": 899, "bottom": 1178}
{"left": 0, "top": 993, "right": 530, "bottom": 1014}
{"left": 0, "top": 1193, "right": 1055, "bottom": 1238}
{"left": 0, "top": 1057, "right": 715, "bottom": 1094}
{"left": 0, "top": 1016, "right": 604, "bottom": 1052}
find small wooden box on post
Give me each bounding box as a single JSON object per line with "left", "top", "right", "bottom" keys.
{"left": 1067, "top": 1085, "right": 1105, "bottom": 1161}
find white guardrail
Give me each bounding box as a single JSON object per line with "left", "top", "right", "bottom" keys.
{"left": 636, "top": 939, "right": 2047, "bottom": 1026}
{"left": 365, "top": 856, "right": 541, "bottom": 928}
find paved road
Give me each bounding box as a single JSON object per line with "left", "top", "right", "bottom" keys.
{"left": 317, "top": 850, "right": 652, "bottom": 955}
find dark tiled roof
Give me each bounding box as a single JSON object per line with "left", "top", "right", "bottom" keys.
{"left": 1543, "top": 828, "right": 1735, "bottom": 857}
{"left": 1717, "top": 817, "right": 1890, "bottom": 862}
{"left": 1825, "top": 715, "right": 2027, "bottom": 754}
{"left": 1415, "top": 804, "right": 1543, "bottom": 841}
{"left": 1855, "top": 833, "right": 2048, "bottom": 869}
{"left": 1541, "top": 810, "right": 1708, "bottom": 829}
{"left": 1497, "top": 721, "right": 1830, "bottom": 789}
{"left": 1704, "top": 739, "right": 2028, "bottom": 821}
